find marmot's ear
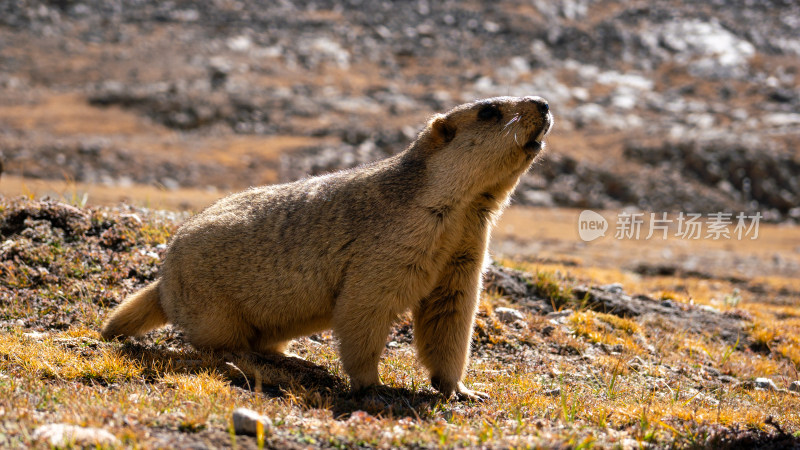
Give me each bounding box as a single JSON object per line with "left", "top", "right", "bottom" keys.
{"left": 429, "top": 114, "right": 457, "bottom": 144}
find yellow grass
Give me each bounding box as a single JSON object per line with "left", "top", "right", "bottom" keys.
{"left": 0, "top": 331, "right": 142, "bottom": 383}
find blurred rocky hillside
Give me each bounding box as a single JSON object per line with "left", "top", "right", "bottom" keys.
{"left": 1, "top": 0, "right": 799, "bottom": 220}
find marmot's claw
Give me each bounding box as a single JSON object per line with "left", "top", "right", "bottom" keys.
{"left": 446, "top": 382, "right": 489, "bottom": 402}
{"left": 456, "top": 387, "right": 490, "bottom": 402}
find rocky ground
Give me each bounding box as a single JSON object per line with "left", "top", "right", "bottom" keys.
{"left": 1, "top": 0, "right": 799, "bottom": 220}
{"left": 1, "top": 197, "right": 799, "bottom": 448}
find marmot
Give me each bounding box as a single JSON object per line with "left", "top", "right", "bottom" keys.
{"left": 102, "top": 96, "right": 553, "bottom": 400}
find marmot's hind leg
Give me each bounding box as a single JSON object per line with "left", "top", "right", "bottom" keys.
{"left": 178, "top": 305, "right": 253, "bottom": 352}
{"left": 252, "top": 337, "right": 291, "bottom": 356}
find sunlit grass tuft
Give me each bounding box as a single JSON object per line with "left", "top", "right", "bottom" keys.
{"left": 0, "top": 331, "right": 142, "bottom": 383}
{"left": 532, "top": 270, "right": 574, "bottom": 310}
{"left": 160, "top": 370, "right": 230, "bottom": 396}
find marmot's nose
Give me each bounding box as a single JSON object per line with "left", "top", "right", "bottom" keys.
{"left": 525, "top": 96, "right": 549, "bottom": 114}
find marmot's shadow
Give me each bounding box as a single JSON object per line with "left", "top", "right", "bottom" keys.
{"left": 116, "top": 342, "right": 441, "bottom": 419}
{"left": 224, "top": 352, "right": 347, "bottom": 397}
{"left": 229, "top": 352, "right": 443, "bottom": 419}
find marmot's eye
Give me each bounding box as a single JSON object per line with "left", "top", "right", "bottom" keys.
{"left": 477, "top": 104, "right": 502, "bottom": 121}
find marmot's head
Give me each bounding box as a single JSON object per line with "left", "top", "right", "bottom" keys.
{"left": 413, "top": 96, "right": 553, "bottom": 195}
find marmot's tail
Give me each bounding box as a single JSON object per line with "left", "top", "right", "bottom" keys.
{"left": 101, "top": 281, "right": 168, "bottom": 340}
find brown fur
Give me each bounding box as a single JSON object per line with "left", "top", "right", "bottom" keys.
{"left": 101, "top": 96, "right": 553, "bottom": 399}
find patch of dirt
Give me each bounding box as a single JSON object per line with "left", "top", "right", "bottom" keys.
{"left": 675, "top": 419, "right": 800, "bottom": 450}
{"left": 484, "top": 264, "right": 753, "bottom": 347}
{"left": 0, "top": 197, "right": 180, "bottom": 330}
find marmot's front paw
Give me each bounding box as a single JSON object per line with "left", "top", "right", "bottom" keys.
{"left": 349, "top": 375, "right": 382, "bottom": 395}
{"left": 455, "top": 383, "right": 490, "bottom": 402}
{"left": 348, "top": 383, "right": 389, "bottom": 400}
{"left": 433, "top": 378, "right": 489, "bottom": 402}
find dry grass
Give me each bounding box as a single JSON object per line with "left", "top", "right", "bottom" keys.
{"left": 1, "top": 196, "right": 799, "bottom": 448}
{"left": 1, "top": 174, "right": 227, "bottom": 212}
{"left": 493, "top": 206, "right": 800, "bottom": 281}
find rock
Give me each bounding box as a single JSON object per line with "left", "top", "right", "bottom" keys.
{"left": 628, "top": 356, "right": 647, "bottom": 369}
{"left": 0, "top": 200, "right": 90, "bottom": 237}
{"left": 521, "top": 189, "right": 554, "bottom": 207}
{"left": 232, "top": 407, "right": 272, "bottom": 436}
{"left": 494, "top": 307, "right": 525, "bottom": 324}
{"left": 600, "top": 283, "right": 624, "bottom": 294}
{"left": 763, "top": 113, "right": 800, "bottom": 128}
{"left": 623, "top": 134, "right": 800, "bottom": 219}
{"left": 22, "top": 331, "right": 48, "bottom": 340}
{"left": 207, "top": 57, "right": 231, "bottom": 91}
{"left": 621, "top": 438, "right": 646, "bottom": 450}
{"left": 546, "top": 309, "right": 573, "bottom": 319}
{"left": 603, "top": 343, "right": 625, "bottom": 354}
{"left": 571, "top": 103, "right": 605, "bottom": 127}
{"left": 160, "top": 177, "right": 180, "bottom": 191}
{"left": 789, "top": 381, "right": 800, "bottom": 393}
{"left": 543, "top": 387, "right": 561, "bottom": 396}
{"left": 33, "top": 424, "right": 120, "bottom": 447}
{"left": 768, "top": 88, "right": 796, "bottom": 103}
{"left": 656, "top": 20, "right": 755, "bottom": 78}
{"left": 596, "top": 71, "right": 654, "bottom": 90}
{"left": 483, "top": 265, "right": 529, "bottom": 298}
{"left": 610, "top": 89, "right": 637, "bottom": 110}
{"left": 226, "top": 35, "right": 252, "bottom": 52}
{"left": 347, "top": 410, "right": 374, "bottom": 423}
{"left": 660, "top": 299, "right": 675, "bottom": 308}
{"left": 754, "top": 377, "right": 778, "bottom": 391}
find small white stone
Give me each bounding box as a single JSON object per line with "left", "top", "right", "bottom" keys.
{"left": 494, "top": 307, "right": 525, "bottom": 324}
{"left": 754, "top": 377, "right": 778, "bottom": 391}
{"left": 763, "top": 113, "right": 800, "bottom": 127}
{"left": 789, "top": 381, "right": 800, "bottom": 393}
{"left": 620, "top": 438, "right": 641, "bottom": 450}
{"left": 33, "top": 424, "right": 120, "bottom": 447}
{"left": 232, "top": 408, "right": 272, "bottom": 436}
{"left": 23, "top": 331, "right": 48, "bottom": 340}
{"left": 227, "top": 35, "right": 252, "bottom": 52}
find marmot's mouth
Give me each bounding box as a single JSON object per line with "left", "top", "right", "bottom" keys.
{"left": 523, "top": 133, "right": 543, "bottom": 152}
{"left": 523, "top": 112, "right": 554, "bottom": 152}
